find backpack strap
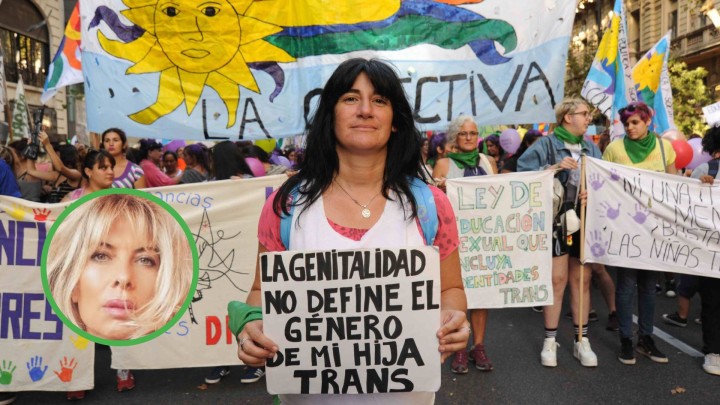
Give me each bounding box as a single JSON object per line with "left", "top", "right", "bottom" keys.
{"left": 708, "top": 159, "right": 720, "bottom": 178}
{"left": 409, "top": 177, "right": 438, "bottom": 246}
{"left": 279, "top": 185, "right": 299, "bottom": 250}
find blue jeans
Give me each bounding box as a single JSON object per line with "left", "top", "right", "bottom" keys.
{"left": 613, "top": 266, "right": 656, "bottom": 339}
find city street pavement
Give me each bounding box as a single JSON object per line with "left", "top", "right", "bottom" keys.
{"left": 16, "top": 277, "right": 720, "bottom": 404}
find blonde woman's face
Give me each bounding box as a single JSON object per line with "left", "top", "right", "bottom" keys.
{"left": 72, "top": 218, "right": 159, "bottom": 340}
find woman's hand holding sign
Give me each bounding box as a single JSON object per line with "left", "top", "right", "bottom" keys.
{"left": 237, "top": 320, "right": 278, "bottom": 368}
{"left": 437, "top": 310, "right": 471, "bottom": 363}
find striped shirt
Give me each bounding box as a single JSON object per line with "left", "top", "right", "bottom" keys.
{"left": 112, "top": 161, "right": 144, "bottom": 189}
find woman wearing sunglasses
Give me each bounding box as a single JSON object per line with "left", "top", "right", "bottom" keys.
{"left": 518, "top": 97, "right": 601, "bottom": 369}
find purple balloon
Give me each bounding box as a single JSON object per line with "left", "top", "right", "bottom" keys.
{"left": 245, "top": 157, "right": 266, "bottom": 177}
{"left": 163, "top": 139, "right": 186, "bottom": 153}
{"left": 499, "top": 129, "right": 521, "bottom": 154}
{"left": 686, "top": 137, "right": 712, "bottom": 170}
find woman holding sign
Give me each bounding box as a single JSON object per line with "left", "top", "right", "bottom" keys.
{"left": 517, "top": 97, "right": 601, "bottom": 368}
{"left": 233, "top": 58, "right": 469, "bottom": 404}
{"left": 433, "top": 115, "right": 496, "bottom": 374}
{"left": 603, "top": 101, "right": 675, "bottom": 366}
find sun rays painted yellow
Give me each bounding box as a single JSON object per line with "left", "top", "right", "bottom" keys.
{"left": 97, "top": 0, "right": 401, "bottom": 128}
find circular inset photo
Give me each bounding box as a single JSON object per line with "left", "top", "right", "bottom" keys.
{"left": 41, "top": 189, "right": 199, "bottom": 346}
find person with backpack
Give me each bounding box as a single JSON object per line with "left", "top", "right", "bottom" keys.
{"left": 689, "top": 125, "right": 720, "bottom": 376}
{"left": 231, "top": 58, "right": 470, "bottom": 404}
{"left": 603, "top": 101, "right": 676, "bottom": 366}
{"left": 518, "top": 97, "right": 601, "bottom": 368}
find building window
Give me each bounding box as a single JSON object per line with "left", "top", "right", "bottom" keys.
{"left": 0, "top": 0, "right": 50, "bottom": 88}
{"left": 669, "top": 10, "right": 678, "bottom": 39}
{"left": 1, "top": 29, "right": 48, "bottom": 88}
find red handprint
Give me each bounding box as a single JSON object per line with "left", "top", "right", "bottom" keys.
{"left": 33, "top": 208, "right": 51, "bottom": 221}
{"left": 54, "top": 357, "right": 77, "bottom": 382}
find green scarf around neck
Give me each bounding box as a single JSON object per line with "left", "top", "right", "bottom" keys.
{"left": 623, "top": 131, "right": 657, "bottom": 164}
{"left": 447, "top": 150, "right": 479, "bottom": 169}
{"left": 554, "top": 126, "right": 584, "bottom": 145}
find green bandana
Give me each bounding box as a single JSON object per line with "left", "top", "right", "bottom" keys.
{"left": 447, "top": 150, "right": 479, "bottom": 169}
{"left": 554, "top": 126, "right": 584, "bottom": 145}
{"left": 623, "top": 131, "right": 657, "bottom": 164}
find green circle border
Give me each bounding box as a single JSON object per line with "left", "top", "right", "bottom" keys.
{"left": 40, "top": 188, "right": 200, "bottom": 346}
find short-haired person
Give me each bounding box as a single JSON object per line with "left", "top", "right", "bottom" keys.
{"left": 48, "top": 193, "right": 193, "bottom": 340}
{"left": 433, "top": 115, "right": 497, "bottom": 374}
{"left": 139, "top": 139, "right": 183, "bottom": 187}
{"left": 688, "top": 125, "right": 720, "bottom": 376}
{"left": 101, "top": 128, "right": 146, "bottom": 189}
{"left": 603, "top": 101, "right": 675, "bottom": 365}
{"left": 432, "top": 116, "right": 497, "bottom": 185}
{"left": 234, "top": 58, "right": 469, "bottom": 404}
{"left": 518, "top": 97, "right": 601, "bottom": 368}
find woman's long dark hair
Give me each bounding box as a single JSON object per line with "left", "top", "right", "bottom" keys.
{"left": 702, "top": 126, "right": 720, "bottom": 155}
{"left": 213, "top": 141, "right": 253, "bottom": 180}
{"left": 273, "top": 58, "right": 426, "bottom": 219}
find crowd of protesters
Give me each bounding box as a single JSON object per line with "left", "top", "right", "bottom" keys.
{"left": 1, "top": 93, "right": 718, "bottom": 405}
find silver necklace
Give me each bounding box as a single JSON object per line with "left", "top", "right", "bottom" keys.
{"left": 334, "top": 180, "right": 381, "bottom": 218}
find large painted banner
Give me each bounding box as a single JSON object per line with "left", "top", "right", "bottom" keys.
{"left": 80, "top": 0, "right": 575, "bottom": 140}
{"left": 585, "top": 157, "right": 720, "bottom": 278}
{"left": 446, "top": 171, "right": 554, "bottom": 309}
{"left": 1, "top": 175, "right": 286, "bottom": 378}
{"left": 0, "top": 199, "right": 94, "bottom": 392}
{"left": 261, "top": 247, "right": 441, "bottom": 395}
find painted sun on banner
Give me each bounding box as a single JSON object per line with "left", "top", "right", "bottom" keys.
{"left": 80, "top": 0, "right": 575, "bottom": 140}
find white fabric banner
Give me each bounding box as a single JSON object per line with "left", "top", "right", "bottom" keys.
{"left": 0, "top": 198, "right": 94, "bottom": 392}
{"left": 1, "top": 175, "right": 286, "bottom": 380}
{"left": 447, "top": 171, "right": 554, "bottom": 309}
{"left": 111, "top": 175, "right": 287, "bottom": 369}
{"left": 261, "top": 247, "right": 441, "bottom": 395}
{"left": 585, "top": 157, "right": 720, "bottom": 278}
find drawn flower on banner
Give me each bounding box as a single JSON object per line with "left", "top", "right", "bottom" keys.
{"left": 632, "top": 51, "right": 663, "bottom": 93}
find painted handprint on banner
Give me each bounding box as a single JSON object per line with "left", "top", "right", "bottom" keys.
{"left": 587, "top": 230, "right": 609, "bottom": 258}
{"left": 70, "top": 335, "right": 90, "bottom": 350}
{"left": 7, "top": 204, "right": 27, "bottom": 220}
{"left": 609, "top": 168, "right": 621, "bottom": 182}
{"left": 628, "top": 203, "right": 650, "bottom": 224}
{"left": 54, "top": 357, "right": 77, "bottom": 383}
{"left": 27, "top": 356, "right": 48, "bottom": 382}
{"left": 0, "top": 360, "right": 17, "bottom": 385}
{"left": 33, "top": 208, "right": 51, "bottom": 221}
{"left": 599, "top": 201, "right": 621, "bottom": 220}
{"left": 588, "top": 173, "right": 605, "bottom": 191}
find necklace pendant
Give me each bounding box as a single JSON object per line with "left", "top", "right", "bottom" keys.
{"left": 361, "top": 208, "right": 371, "bottom": 218}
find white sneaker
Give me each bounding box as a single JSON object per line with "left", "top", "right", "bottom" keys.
{"left": 704, "top": 353, "right": 720, "bottom": 376}
{"left": 541, "top": 338, "right": 558, "bottom": 367}
{"left": 573, "top": 337, "right": 598, "bottom": 367}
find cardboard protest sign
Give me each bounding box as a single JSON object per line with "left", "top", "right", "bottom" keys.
{"left": 0, "top": 198, "right": 94, "bottom": 392}
{"left": 585, "top": 157, "right": 720, "bottom": 278}
{"left": 447, "top": 171, "right": 554, "bottom": 308}
{"left": 261, "top": 247, "right": 441, "bottom": 395}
